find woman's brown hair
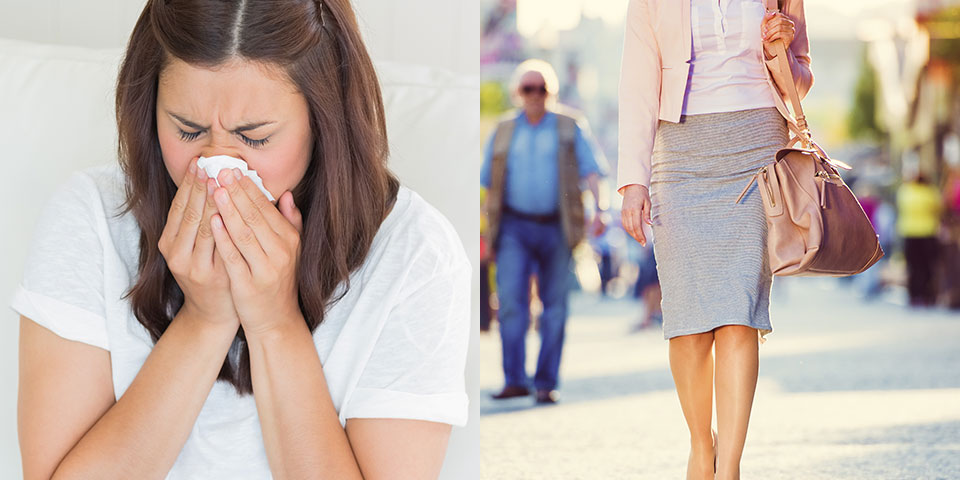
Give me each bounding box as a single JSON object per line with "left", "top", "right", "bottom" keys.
{"left": 116, "top": 0, "right": 399, "bottom": 394}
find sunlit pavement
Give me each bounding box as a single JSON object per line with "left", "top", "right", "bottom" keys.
{"left": 478, "top": 277, "right": 960, "bottom": 479}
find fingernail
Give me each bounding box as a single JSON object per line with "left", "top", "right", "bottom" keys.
{"left": 221, "top": 171, "right": 235, "bottom": 185}
{"left": 233, "top": 168, "right": 242, "bottom": 180}
{"left": 196, "top": 167, "right": 206, "bottom": 180}
{"left": 188, "top": 162, "right": 197, "bottom": 174}
{"left": 207, "top": 180, "right": 215, "bottom": 196}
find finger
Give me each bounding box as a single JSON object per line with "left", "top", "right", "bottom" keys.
{"left": 633, "top": 209, "right": 647, "bottom": 246}
{"left": 763, "top": 22, "right": 782, "bottom": 39}
{"left": 213, "top": 180, "right": 270, "bottom": 271}
{"left": 173, "top": 166, "right": 210, "bottom": 255}
{"left": 163, "top": 158, "right": 198, "bottom": 239}
{"left": 624, "top": 209, "right": 642, "bottom": 245}
{"left": 761, "top": 11, "right": 776, "bottom": 29}
{"left": 217, "top": 169, "right": 284, "bottom": 255}
{"left": 626, "top": 221, "right": 639, "bottom": 244}
{"left": 765, "top": 25, "right": 790, "bottom": 43}
{"left": 233, "top": 169, "right": 289, "bottom": 234}
{"left": 643, "top": 199, "right": 653, "bottom": 226}
{"left": 620, "top": 210, "right": 634, "bottom": 241}
{"left": 620, "top": 208, "right": 630, "bottom": 233}
{"left": 768, "top": 33, "right": 790, "bottom": 45}
{"left": 771, "top": 17, "right": 794, "bottom": 36}
{"left": 766, "top": 28, "right": 793, "bottom": 44}
{"left": 763, "top": 14, "right": 786, "bottom": 33}
{"left": 193, "top": 178, "right": 218, "bottom": 265}
{"left": 211, "top": 214, "right": 252, "bottom": 282}
{"left": 277, "top": 191, "right": 303, "bottom": 234}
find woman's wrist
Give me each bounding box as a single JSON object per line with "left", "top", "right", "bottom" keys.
{"left": 176, "top": 304, "right": 240, "bottom": 339}
{"left": 242, "top": 311, "right": 308, "bottom": 348}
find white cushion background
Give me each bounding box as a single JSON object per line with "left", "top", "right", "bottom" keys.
{"left": 0, "top": 37, "right": 479, "bottom": 479}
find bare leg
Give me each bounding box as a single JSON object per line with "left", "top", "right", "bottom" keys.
{"left": 669, "top": 331, "right": 716, "bottom": 480}
{"left": 713, "top": 325, "right": 760, "bottom": 480}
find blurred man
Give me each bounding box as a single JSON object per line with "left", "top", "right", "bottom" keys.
{"left": 480, "top": 59, "right": 607, "bottom": 404}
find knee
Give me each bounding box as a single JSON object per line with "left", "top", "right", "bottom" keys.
{"left": 713, "top": 325, "right": 758, "bottom": 348}
{"left": 498, "top": 295, "right": 526, "bottom": 317}
{"left": 669, "top": 330, "right": 714, "bottom": 354}
{"left": 538, "top": 300, "right": 568, "bottom": 321}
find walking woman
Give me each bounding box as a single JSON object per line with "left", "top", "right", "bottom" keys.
{"left": 12, "top": 1, "right": 469, "bottom": 478}
{"left": 618, "top": 1, "right": 811, "bottom": 478}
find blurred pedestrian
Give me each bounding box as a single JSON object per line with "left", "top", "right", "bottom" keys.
{"left": 896, "top": 172, "right": 943, "bottom": 307}
{"left": 854, "top": 182, "right": 887, "bottom": 299}
{"left": 591, "top": 211, "right": 617, "bottom": 297}
{"left": 481, "top": 189, "right": 494, "bottom": 332}
{"left": 481, "top": 59, "right": 608, "bottom": 404}
{"left": 619, "top": 1, "right": 811, "bottom": 477}
{"left": 940, "top": 167, "right": 960, "bottom": 308}
{"left": 631, "top": 232, "right": 662, "bottom": 331}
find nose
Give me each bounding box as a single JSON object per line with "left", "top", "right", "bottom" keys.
{"left": 199, "top": 146, "right": 243, "bottom": 160}
{"left": 199, "top": 131, "right": 244, "bottom": 160}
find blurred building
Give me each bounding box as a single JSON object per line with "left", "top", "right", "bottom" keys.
{"left": 863, "top": 0, "right": 960, "bottom": 182}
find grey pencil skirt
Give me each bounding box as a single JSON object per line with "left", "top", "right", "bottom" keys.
{"left": 649, "top": 107, "right": 789, "bottom": 340}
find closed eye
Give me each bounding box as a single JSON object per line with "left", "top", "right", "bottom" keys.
{"left": 178, "top": 129, "right": 201, "bottom": 142}
{"left": 239, "top": 133, "right": 270, "bottom": 148}
{"left": 176, "top": 128, "right": 270, "bottom": 148}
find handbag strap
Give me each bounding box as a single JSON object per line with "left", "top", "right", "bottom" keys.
{"left": 763, "top": 0, "right": 810, "bottom": 145}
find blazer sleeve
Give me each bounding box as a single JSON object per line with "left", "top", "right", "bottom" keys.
{"left": 764, "top": 0, "right": 813, "bottom": 100}
{"left": 617, "top": 0, "right": 661, "bottom": 194}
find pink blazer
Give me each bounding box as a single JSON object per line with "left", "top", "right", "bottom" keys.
{"left": 617, "top": 0, "right": 813, "bottom": 193}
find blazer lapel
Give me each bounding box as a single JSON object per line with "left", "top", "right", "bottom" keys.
{"left": 680, "top": 0, "right": 691, "bottom": 63}
{"left": 658, "top": 0, "right": 692, "bottom": 66}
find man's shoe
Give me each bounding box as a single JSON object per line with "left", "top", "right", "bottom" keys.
{"left": 490, "top": 386, "right": 530, "bottom": 400}
{"left": 535, "top": 389, "right": 559, "bottom": 404}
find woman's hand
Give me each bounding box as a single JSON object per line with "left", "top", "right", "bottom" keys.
{"left": 158, "top": 158, "right": 240, "bottom": 328}
{"left": 621, "top": 184, "right": 652, "bottom": 247}
{"left": 761, "top": 11, "right": 796, "bottom": 58}
{"left": 209, "top": 168, "right": 304, "bottom": 337}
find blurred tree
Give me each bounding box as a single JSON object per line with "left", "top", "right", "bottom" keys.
{"left": 848, "top": 46, "right": 884, "bottom": 141}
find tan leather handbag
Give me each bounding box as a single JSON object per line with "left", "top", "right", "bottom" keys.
{"left": 734, "top": 1, "right": 884, "bottom": 276}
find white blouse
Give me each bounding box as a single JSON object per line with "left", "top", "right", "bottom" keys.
{"left": 10, "top": 164, "right": 471, "bottom": 479}
{"left": 683, "top": 0, "right": 778, "bottom": 115}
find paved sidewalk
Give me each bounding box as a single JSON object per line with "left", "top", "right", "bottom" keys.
{"left": 478, "top": 278, "right": 960, "bottom": 479}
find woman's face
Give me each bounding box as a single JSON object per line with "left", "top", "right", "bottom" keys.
{"left": 156, "top": 57, "right": 313, "bottom": 201}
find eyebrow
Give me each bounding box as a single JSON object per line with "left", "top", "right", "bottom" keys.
{"left": 166, "top": 111, "right": 276, "bottom": 133}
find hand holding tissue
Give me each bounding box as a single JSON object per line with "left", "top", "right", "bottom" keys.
{"left": 197, "top": 155, "right": 275, "bottom": 202}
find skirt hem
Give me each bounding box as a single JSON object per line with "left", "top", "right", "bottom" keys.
{"left": 662, "top": 320, "right": 773, "bottom": 341}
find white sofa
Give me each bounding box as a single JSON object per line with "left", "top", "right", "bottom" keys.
{"left": 0, "top": 38, "right": 479, "bottom": 479}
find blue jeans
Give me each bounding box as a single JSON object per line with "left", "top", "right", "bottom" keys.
{"left": 495, "top": 212, "right": 572, "bottom": 391}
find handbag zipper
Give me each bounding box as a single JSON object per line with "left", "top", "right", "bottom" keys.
{"left": 761, "top": 167, "right": 776, "bottom": 207}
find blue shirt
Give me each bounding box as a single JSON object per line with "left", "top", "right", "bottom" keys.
{"left": 480, "top": 111, "right": 606, "bottom": 215}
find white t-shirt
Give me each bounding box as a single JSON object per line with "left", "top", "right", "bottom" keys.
{"left": 9, "top": 163, "right": 471, "bottom": 479}
{"left": 683, "top": 0, "right": 778, "bottom": 115}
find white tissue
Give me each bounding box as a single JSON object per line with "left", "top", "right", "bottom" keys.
{"left": 197, "top": 155, "right": 275, "bottom": 202}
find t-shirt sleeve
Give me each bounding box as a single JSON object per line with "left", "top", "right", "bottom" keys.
{"left": 9, "top": 171, "right": 110, "bottom": 351}
{"left": 341, "top": 232, "right": 472, "bottom": 427}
